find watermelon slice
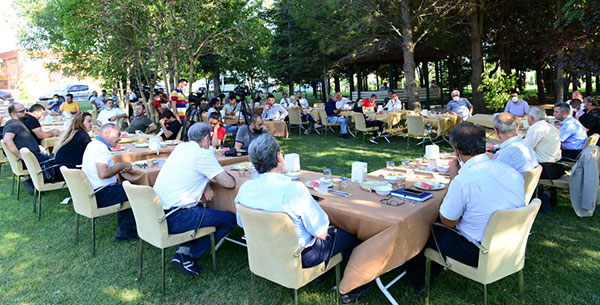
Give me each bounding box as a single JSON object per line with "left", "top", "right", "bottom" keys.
{"left": 420, "top": 182, "right": 434, "bottom": 189}
{"left": 114, "top": 144, "right": 121, "bottom": 150}
{"left": 309, "top": 180, "right": 319, "bottom": 188}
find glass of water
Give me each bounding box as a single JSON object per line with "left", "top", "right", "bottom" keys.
{"left": 323, "top": 168, "right": 332, "bottom": 180}
{"left": 386, "top": 161, "right": 395, "bottom": 170}
{"left": 318, "top": 181, "right": 329, "bottom": 194}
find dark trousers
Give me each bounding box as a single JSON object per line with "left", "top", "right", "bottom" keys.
{"left": 561, "top": 149, "right": 581, "bottom": 162}
{"left": 366, "top": 120, "right": 385, "bottom": 134}
{"left": 95, "top": 184, "right": 136, "bottom": 234}
{"left": 166, "top": 206, "right": 236, "bottom": 259}
{"left": 540, "top": 163, "right": 565, "bottom": 180}
{"left": 406, "top": 224, "right": 479, "bottom": 287}
{"left": 301, "top": 227, "right": 360, "bottom": 268}
{"left": 301, "top": 113, "right": 317, "bottom": 125}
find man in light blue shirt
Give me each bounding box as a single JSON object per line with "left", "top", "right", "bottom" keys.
{"left": 446, "top": 90, "right": 472, "bottom": 121}
{"left": 493, "top": 113, "right": 538, "bottom": 174}
{"left": 504, "top": 91, "right": 529, "bottom": 116}
{"left": 235, "top": 134, "right": 367, "bottom": 302}
{"left": 554, "top": 102, "right": 588, "bottom": 161}
{"left": 262, "top": 94, "right": 288, "bottom": 121}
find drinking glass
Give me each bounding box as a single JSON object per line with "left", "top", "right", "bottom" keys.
{"left": 323, "top": 168, "right": 332, "bottom": 180}
{"left": 402, "top": 160, "right": 410, "bottom": 168}
{"left": 340, "top": 177, "right": 349, "bottom": 189}
{"left": 318, "top": 181, "right": 329, "bottom": 194}
{"left": 386, "top": 161, "right": 395, "bottom": 170}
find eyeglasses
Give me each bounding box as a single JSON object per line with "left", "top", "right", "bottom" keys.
{"left": 380, "top": 196, "right": 404, "bottom": 207}
{"left": 15, "top": 109, "right": 26, "bottom": 113}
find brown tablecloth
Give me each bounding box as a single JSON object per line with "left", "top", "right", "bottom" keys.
{"left": 111, "top": 143, "right": 177, "bottom": 163}
{"left": 119, "top": 155, "right": 250, "bottom": 186}
{"left": 210, "top": 165, "right": 449, "bottom": 292}
{"left": 263, "top": 120, "right": 289, "bottom": 138}
{"left": 466, "top": 114, "right": 495, "bottom": 129}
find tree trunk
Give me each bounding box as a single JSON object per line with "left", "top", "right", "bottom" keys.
{"left": 334, "top": 75, "right": 340, "bottom": 93}
{"left": 596, "top": 74, "right": 600, "bottom": 95}
{"left": 469, "top": 0, "right": 484, "bottom": 113}
{"left": 585, "top": 73, "right": 592, "bottom": 96}
{"left": 400, "top": 0, "right": 420, "bottom": 111}
{"left": 212, "top": 65, "right": 221, "bottom": 96}
{"left": 323, "top": 63, "right": 329, "bottom": 101}
{"left": 554, "top": 67, "right": 565, "bottom": 103}
{"left": 447, "top": 57, "right": 456, "bottom": 90}
{"left": 311, "top": 82, "right": 318, "bottom": 99}
{"left": 288, "top": 81, "right": 294, "bottom": 97}
{"left": 536, "top": 67, "right": 545, "bottom": 104}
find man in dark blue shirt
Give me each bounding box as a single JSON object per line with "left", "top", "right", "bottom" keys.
{"left": 325, "top": 92, "right": 349, "bottom": 138}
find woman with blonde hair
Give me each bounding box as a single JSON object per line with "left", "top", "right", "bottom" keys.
{"left": 54, "top": 112, "right": 93, "bottom": 168}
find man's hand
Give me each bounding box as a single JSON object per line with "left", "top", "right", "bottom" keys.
{"left": 109, "top": 116, "right": 117, "bottom": 122}
{"left": 119, "top": 162, "right": 132, "bottom": 173}
{"left": 448, "top": 158, "right": 460, "bottom": 180}
{"left": 201, "top": 184, "right": 214, "bottom": 202}
{"left": 51, "top": 129, "right": 61, "bottom": 136}
{"left": 160, "top": 118, "right": 166, "bottom": 125}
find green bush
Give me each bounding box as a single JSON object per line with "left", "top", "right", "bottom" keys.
{"left": 480, "top": 68, "right": 518, "bottom": 111}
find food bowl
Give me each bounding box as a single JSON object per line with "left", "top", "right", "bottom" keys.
{"left": 285, "top": 172, "right": 301, "bottom": 180}
{"left": 373, "top": 185, "right": 393, "bottom": 196}
{"left": 384, "top": 175, "right": 399, "bottom": 183}
{"left": 436, "top": 165, "right": 450, "bottom": 173}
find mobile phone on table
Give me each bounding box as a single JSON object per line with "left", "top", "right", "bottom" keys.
{"left": 311, "top": 194, "right": 325, "bottom": 202}
{"left": 403, "top": 188, "right": 425, "bottom": 195}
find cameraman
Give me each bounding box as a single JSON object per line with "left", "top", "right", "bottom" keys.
{"left": 234, "top": 114, "right": 269, "bottom": 153}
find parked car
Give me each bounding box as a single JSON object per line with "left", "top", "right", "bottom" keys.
{"left": 0, "top": 90, "right": 14, "bottom": 104}
{"left": 39, "top": 84, "right": 94, "bottom": 102}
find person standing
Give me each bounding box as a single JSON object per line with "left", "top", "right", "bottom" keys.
{"left": 170, "top": 79, "right": 188, "bottom": 123}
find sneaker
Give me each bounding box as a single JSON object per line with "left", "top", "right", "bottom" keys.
{"left": 369, "top": 138, "right": 378, "bottom": 144}
{"left": 341, "top": 134, "right": 350, "bottom": 139}
{"left": 340, "top": 283, "right": 372, "bottom": 304}
{"left": 314, "top": 123, "right": 322, "bottom": 129}
{"left": 23, "top": 179, "right": 35, "bottom": 195}
{"left": 113, "top": 229, "right": 138, "bottom": 242}
{"left": 171, "top": 253, "right": 203, "bottom": 276}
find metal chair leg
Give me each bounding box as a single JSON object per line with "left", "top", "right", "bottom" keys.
{"left": 37, "top": 191, "right": 42, "bottom": 221}
{"left": 137, "top": 240, "right": 143, "bottom": 281}
{"left": 91, "top": 217, "right": 96, "bottom": 257}
{"left": 11, "top": 174, "right": 15, "bottom": 194}
{"left": 210, "top": 232, "right": 216, "bottom": 271}
{"left": 33, "top": 189, "right": 37, "bottom": 213}
{"left": 17, "top": 176, "right": 21, "bottom": 200}
{"left": 425, "top": 257, "right": 431, "bottom": 305}
{"left": 518, "top": 269, "right": 524, "bottom": 304}
{"left": 294, "top": 289, "right": 298, "bottom": 305}
{"left": 162, "top": 248, "right": 166, "bottom": 295}
{"left": 335, "top": 264, "right": 341, "bottom": 305}
{"left": 483, "top": 283, "right": 488, "bottom": 305}
{"left": 74, "top": 214, "right": 79, "bottom": 244}
{"left": 249, "top": 272, "right": 255, "bottom": 305}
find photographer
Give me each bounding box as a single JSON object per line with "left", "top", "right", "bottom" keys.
{"left": 234, "top": 114, "right": 269, "bottom": 153}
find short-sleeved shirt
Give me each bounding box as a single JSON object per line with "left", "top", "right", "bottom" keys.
{"left": 363, "top": 98, "right": 376, "bottom": 108}
{"left": 579, "top": 108, "right": 600, "bottom": 137}
{"left": 170, "top": 89, "right": 187, "bottom": 119}
{"left": 2, "top": 118, "right": 41, "bottom": 157}
{"left": 523, "top": 120, "right": 561, "bottom": 163}
{"left": 154, "top": 141, "right": 224, "bottom": 209}
{"left": 504, "top": 99, "right": 529, "bottom": 116}
{"left": 298, "top": 98, "right": 309, "bottom": 109}
{"left": 160, "top": 120, "right": 181, "bottom": 140}
{"left": 235, "top": 173, "right": 329, "bottom": 249}
{"left": 235, "top": 125, "right": 269, "bottom": 151}
{"left": 47, "top": 99, "right": 63, "bottom": 112}
{"left": 125, "top": 116, "right": 153, "bottom": 133}
{"left": 55, "top": 130, "right": 91, "bottom": 167}
{"left": 22, "top": 115, "right": 43, "bottom": 145}
{"left": 446, "top": 98, "right": 472, "bottom": 121}
{"left": 90, "top": 96, "right": 106, "bottom": 110}
{"left": 82, "top": 138, "right": 117, "bottom": 190}
{"left": 493, "top": 135, "right": 538, "bottom": 174}
{"left": 325, "top": 99, "right": 337, "bottom": 117}
{"left": 559, "top": 116, "right": 588, "bottom": 150}
{"left": 439, "top": 154, "right": 524, "bottom": 243}
{"left": 60, "top": 102, "right": 80, "bottom": 114}
{"left": 210, "top": 126, "right": 226, "bottom": 142}
{"left": 97, "top": 107, "right": 125, "bottom": 126}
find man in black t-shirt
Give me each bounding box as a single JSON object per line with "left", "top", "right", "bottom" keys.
{"left": 23, "top": 104, "right": 61, "bottom": 145}
{"left": 159, "top": 109, "right": 182, "bottom": 140}
{"left": 579, "top": 97, "right": 600, "bottom": 137}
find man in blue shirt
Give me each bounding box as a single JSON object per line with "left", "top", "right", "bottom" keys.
{"left": 554, "top": 102, "right": 588, "bottom": 161}
{"left": 446, "top": 90, "right": 472, "bottom": 121}
{"left": 47, "top": 94, "right": 63, "bottom": 112}
{"left": 492, "top": 113, "right": 538, "bottom": 174}
{"left": 325, "top": 92, "right": 349, "bottom": 138}
{"left": 504, "top": 91, "right": 529, "bottom": 116}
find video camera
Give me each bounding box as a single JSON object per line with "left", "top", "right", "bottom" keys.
{"left": 189, "top": 88, "right": 206, "bottom": 106}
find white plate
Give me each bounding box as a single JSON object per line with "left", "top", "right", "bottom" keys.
{"left": 134, "top": 143, "right": 149, "bottom": 148}
{"left": 231, "top": 162, "right": 254, "bottom": 171}
{"left": 414, "top": 181, "right": 446, "bottom": 191}
{"left": 304, "top": 179, "right": 333, "bottom": 188}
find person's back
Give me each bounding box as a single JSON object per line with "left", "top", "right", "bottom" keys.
{"left": 82, "top": 138, "right": 117, "bottom": 190}
{"left": 579, "top": 108, "right": 600, "bottom": 136}
{"left": 492, "top": 113, "right": 538, "bottom": 174}
{"left": 55, "top": 130, "right": 91, "bottom": 168}
{"left": 3, "top": 118, "right": 41, "bottom": 158}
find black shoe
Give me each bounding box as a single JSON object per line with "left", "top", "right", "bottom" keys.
{"left": 341, "top": 134, "right": 350, "bottom": 139}
{"left": 113, "top": 229, "right": 138, "bottom": 242}
{"left": 23, "top": 179, "right": 34, "bottom": 195}
{"left": 171, "top": 253, "right": 203, "bottom": 276}
{"left": 340, "top": 283, "right": 372, "bottom": 304}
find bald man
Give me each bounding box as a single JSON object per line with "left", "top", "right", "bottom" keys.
{"left": 492, "top": 113, "right": 538, "bottom": 174}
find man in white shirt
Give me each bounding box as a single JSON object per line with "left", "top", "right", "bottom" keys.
{"left": 262, "top": 94, "right": 288, "bottom": 121}
{"left": 235, "top": 134, "right": 367, "bottom": 303}
{"left": 296, "top": 91, "right": 310, "bottom": 109}
{"left": 492, "top": 113, "right": 538, "bottom": 174}
{"left": 82, "top": 123, "right": 136, "bottom": 241}
{"left": 96, "top": 99, "right": 127, "bottom": 126}
{"left": 334, "top": 92, "right": 352, "bottom": 110}
{"left": 407, "top": 123, "right": 525, "bottom": 294}
{"left": 89, "top": 91, "right": 106, "bottom": 110}
{"left": 279, "top": 92, "right": 290, "bottom": 108}
{"left": 384, "top": 93, "right": 403, "bottom": 111}
{"left": 154, "top": 123, "right": 236, "bottom": 276}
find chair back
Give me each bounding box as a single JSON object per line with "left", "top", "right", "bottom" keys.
{"left": 478, "top": 199, "right": 541, "bottom": 283}
{"left": 176, "top": 124, "right": 183, "bottom": 140}
{"left": 313, "top": 103, "right": 323, "bottom": 108}
{"left": 352, "top": 112, "right": 368, "bottom": 131}
{"left": 237, "top": 204, "right": 304, "bottom": 288}
{"left": 406, "top": 115, "right": 425, "bottom": 136}
{"left": 60, "top": 166, "right": 98, "bottom": 217}
{"left": 288, "top": 107, "right": 303, "bottom": 125}
{"left": 20, "top": 147, "right": 47, "bottom": 190}
{"left": 318, "top": 109, "right": 330, "bottom": 126}
{"left": 584, "top": 133, "right": 599, "bottom": 149}
{"left": 522, "top": 165, "right": 543, "bottom": 205}
{"left": 90, "top": 109, "right": 98, "bottom": 123}
{"left": 1, "top": 140, "right": 28, "bottom": 176}
{"left": 122, "top": 181, "right": 170, "bottom": 248}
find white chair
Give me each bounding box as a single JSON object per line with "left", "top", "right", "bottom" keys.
{"left": 406, "top": 116, "right": 434, "bottom": 148}
{"left": 122, "top": 181, "right": 217, "bottom": 294}
{"left": 318, "top": 109, "right": 341, "bottom": 139}
{"left": 288, "top": 107, "right": 309, "bottom": 136}
{"left": 1, "top": 140, "right": 29, "bottom": 199}
{"left": 424, "top": 199, "right": 542, "bottom": 305}
{"left": 523, "top": 165, "right": 543, "bottom": 205}
{"left": 237, "top": 204, "right": 342, "bottom": 305}
{"left": 19, "top": 148, "right": 67, "bottom": 220}
{"left": 352, "top": 112, "right": 380, "bottom": 144}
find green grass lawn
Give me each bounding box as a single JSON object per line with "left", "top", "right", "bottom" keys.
{"left": 1, "top": 133, "right": 599, "bottom": 304}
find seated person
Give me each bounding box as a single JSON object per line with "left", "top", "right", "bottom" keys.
{"left": 208, "top": 112, "right": 226, "bottom": 149}
{"left": 125, "top": 103, "right": 157, "bottom": 134}
{"left": 89, "top": 91, "right": 106, "bottom": 111}
{"left": 383, "top": 90, "right": 394, "bottom": 105}
{"left": 334, "top": 92, "right": 351, "bottom": 110}
{"left": 54, "top": 112, "right": 93, "bottom": 168}
{"left": 353, "top": 99, "right": 385, "bottom": 144}
{"left": 154, "top": 123, "right": 237, "bottom": 276}
{"left": 96, "top": 99, "right": 127, "bottom": 126}
{"left": 295, "top": 91, "right": 310, "bottom": 108}
{"left": 325, "top": 93, "right": 349, "bottom": 138}
{"left": 159, "top": 109, "right": 182, "bottom": 140}
{"left": 492, "top": 113, "right": 538, "bottom": 174}
{"left": 82, "top": 123, "right": 137, "bottom": 241}
{"left": 579, "top": 97, "right": 600, "bottom": 136}
{"left": 504, "top": 91, "right": 529, "bottom": 116}
{"left": 23, "top": 103, "right": 61, "bottom": 145}
{"left": 379, "top": 81, "right": 389, "bottom": 91}
{"left": 553, "top": 102, "right": 588, "bottom": 161}
{"left": 384, "top": 93, "right": 402, "bottom": 111}
{"left": 235, "top": 134, "right": 368, "bottom": 303}
{"left": 279, "top": 92, "right": 290, "bottom": 108}
{"left": 222, "top": 94, "right": 241, "bottom": 116}
{"left": 235, "top": 114, "right": 269, "bottom": 153}
{"left": 288, "top": 96, "right": 320, "bottom": 134}
{"left": 362, "top": 94, "right": 377, "bottom": 109}
{"left": 47, "top": 94, "right": 63, "bottom": 112}
{"left": 524, "top": 107, "right": 563, "bottom": 179}
{"left": 205, "top": 98, "right": 221, "bottom": 117}
{"left": 446, "top": 90, "right": 472, "bottom": 121}
{"left": 59, "top": 94, "right": 80, "bottom": 117}
{"left": 262, "top": 94, "right": 288, "bottom": 121}
{"left": 569, "top": 99, "right": 584, "bottom": 119}
{"left": 406, "top": 123, "right": 525, "bottom": 294}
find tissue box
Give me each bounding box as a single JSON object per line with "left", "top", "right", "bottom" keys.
{"left": 425, "top": 145, "right": 440, "bottom": 159}
{"left": 351, "top": 161, "right": 367, "bottom": 183}
{"left": 283, "top": 153, "right": 300, "bottom": 172}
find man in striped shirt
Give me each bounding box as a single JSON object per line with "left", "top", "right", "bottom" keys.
{"left": 493, "top": 113, "right": 538, "bottom": 174}
{"left": 170, "top": 79, "right": 188, "bottom": 123}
